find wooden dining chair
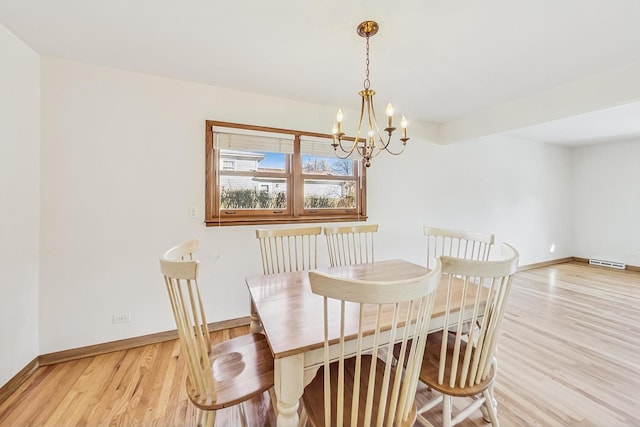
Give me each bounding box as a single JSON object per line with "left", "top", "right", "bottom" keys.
{"left": 422, "top": 226, "right": 496, "bottom": 339}
{"left": 423, "top": 226, "right": 495, "bottom": 270}
{"left": 252, "top": 226, "right": 323, "bottom": 333}
{"left": 163, "top": 237, "right": 200, "bottom": 261}
{"left": 160, "top": 239, "right": 274, "bottom": 427}
{"left": 255, "top": 226, "right": 323, "bottom": 274}
{"left": 300, "top": 261, "right": 443, "bottom": 426}
{"left": 415, "top": 243, "right": 519, "bottom": 427}
{"left": 323, "top": 224, "right": 378, "bottom": 267}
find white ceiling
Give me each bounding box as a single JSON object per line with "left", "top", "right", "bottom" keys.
{"left": 503, "top": 101, "right": 640, "bottom": 147}
{"left": 2, "top": 0, "right": 640, "bottom": 146}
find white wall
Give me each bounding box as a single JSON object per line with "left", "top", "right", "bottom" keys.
{"left": 0, "top": 25, "right": 40, "bottom": 386}
{"left": 38, "top": 57, "right": 573, "bottom": 354}
{"left": 572, "top": 139, "right": 640, "bottom": 267}
{"left": 39, "top": 57, "right": 341, "bottom": 354}
{"left": 368, "top": 135, "right": 573, "bottom": 266}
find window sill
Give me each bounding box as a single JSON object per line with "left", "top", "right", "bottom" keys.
{"left": 205, "top": 215, "right": 368, "bottom": 227}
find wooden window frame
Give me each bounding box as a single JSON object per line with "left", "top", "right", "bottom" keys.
{"left": 205, "top": 120, "right": 367, "bottom": 226}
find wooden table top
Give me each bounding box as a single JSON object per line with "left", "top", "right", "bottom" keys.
{"left": 246, "top": 259, "right": 483, "bottom": 360}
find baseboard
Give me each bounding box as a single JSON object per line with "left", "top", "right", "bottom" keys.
{"left": 572, "top": 256, "right": 589, "bottom": 264}
{"left": 518, "top": 256, "right": 640, "bottom": 272}
{"left": 518, "top": 257, "right": 574, "bottom": 271}
{"left": 39, "top": 316, "right": 251, "bottom": 366}
{"left": 0, "top": 356, "right": 38, "bottom": 405}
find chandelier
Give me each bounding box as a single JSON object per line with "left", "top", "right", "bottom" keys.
{"left": 331, "top": 20, "right": 409, "bottom": 167}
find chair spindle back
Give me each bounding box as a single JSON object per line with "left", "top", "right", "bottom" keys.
{"left": 434, "top": 243, "right": 519, "bottom": 389}
{"left": 423, "top": 226, "right": 495, "bottom": 270}
{"left": 307, "top": 261, "right": 442, "bottom": 426}
{"left": 323, "top": 224, "right": 378, "bottom": 267}
{"left": 256, "top": 226, "right": 322, "bottom": 274}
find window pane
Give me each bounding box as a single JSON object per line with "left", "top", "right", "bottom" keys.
{"left": 220, "top": 149, "right": 286, "bottom": 172}
{"left": 301, "top": 156, "right": 355, "bottom": 177}
{"left": 304, "top": 179, "right": 356, "bottom": 209}
{"left": 220, "top": 177, "right": 287, "bottom": 209}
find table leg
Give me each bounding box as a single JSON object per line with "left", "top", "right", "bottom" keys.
{"left": 274, "top": 354, "right": 304, "bottom": 427}
{"left": 249, "top": 299, "right": 263, "bottom": 333}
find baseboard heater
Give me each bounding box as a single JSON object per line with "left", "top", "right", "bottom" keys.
{"left": 589, "top": 258, "right": 626, "bottom": 269}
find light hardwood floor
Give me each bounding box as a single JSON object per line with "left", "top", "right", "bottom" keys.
{"left": 1, "top": 262, "right": 639, "bottom": 426}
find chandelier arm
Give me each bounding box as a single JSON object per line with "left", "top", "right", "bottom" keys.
{"left": 367, "top": 141, "right": 386, "bottom": 158}
{"left": 373, "top": 132, "right": 408, "bottom": 156}
{"left": 367, "top": 93, "right": 379, "bottom": 159}
{"left": 332, "top": 102, "right": 368, "bottom": 159}
{"left": 363, "top": 127, "right": 407, "bottom": 157}
{"left": 332, "top": 99, "right": 362, "bottom": 156}
{"left": 332, "top": 146, "right": 358, "bottom": 159}
{"left": 335, "top": 138, "right": 360, "bottom": 156}
{"left": 357, "top": 92, "right": 371, "bottom": 161}
{"left": 368, "top": 98, "right": 387, "bottom": 151}
{"left": 368, "top": 99, "right": 408, "bottom": 156}
{"left": 382, "top": 142, "right": 408, "bottom": 156}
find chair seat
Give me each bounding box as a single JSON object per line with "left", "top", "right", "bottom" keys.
{"left": 419, "top": 332, "right": 495, "bottom": 397}
{"left": 302, "top": 355, "right": 416, "bottom": 427}
{"left": 186, "top": 333, "right": 274, "bottom": 410}
{"left": 392, "top": 332, "right": 495, "bottom": 398}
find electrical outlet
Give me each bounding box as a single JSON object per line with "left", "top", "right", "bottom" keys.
{"left": 112, "top": 313, "right": 131, "bottom": 324}
{"left": 189, "top": 206, "right": 198, "bottom": 219}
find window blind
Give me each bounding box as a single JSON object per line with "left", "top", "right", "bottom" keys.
{"left": 214, "top": 128, "right": 294, "bottom": 154}
{"left": 300, "top": 136, "right": 341, "bottom": 157}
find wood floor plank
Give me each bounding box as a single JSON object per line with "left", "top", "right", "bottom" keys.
{"left": 0, "top": 262, "right": 638, "bottom": 426}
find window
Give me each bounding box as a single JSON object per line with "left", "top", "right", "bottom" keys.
{"left": 205, "top": 121, "right": 367, "bottom": 226}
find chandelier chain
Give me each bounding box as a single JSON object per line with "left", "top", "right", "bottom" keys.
{"left": 364, "top": 36, "right": 370, "bottom": 90}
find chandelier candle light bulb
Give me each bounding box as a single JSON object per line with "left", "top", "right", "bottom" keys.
{"left": 336, "top": 108, "right": 343, "bottom": 134}
{"left": 401, "top": 115, "right": 407, "bottom": 139}
{"left": 330, "top": 20, "right": 410, "bottom": 167}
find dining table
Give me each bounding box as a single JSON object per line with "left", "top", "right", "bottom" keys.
{"left": 245, "top": 259, "right": 487, "bottom": 427}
